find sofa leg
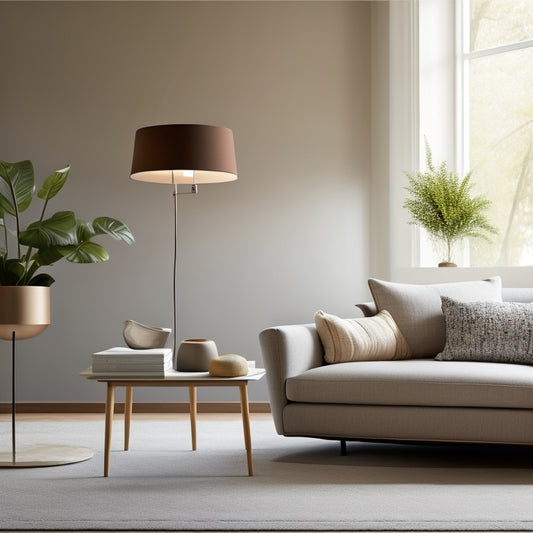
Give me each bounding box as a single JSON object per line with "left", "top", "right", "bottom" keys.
{"left": 340, "top": 439, "right": 347, "bottom": 456}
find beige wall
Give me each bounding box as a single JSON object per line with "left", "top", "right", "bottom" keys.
{"left": 0, "top": 1, "right": 371, "bottom": 403}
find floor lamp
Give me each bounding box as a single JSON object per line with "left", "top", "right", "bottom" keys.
{"left": 130, "top": 124, "right": 238, "bottom": 364}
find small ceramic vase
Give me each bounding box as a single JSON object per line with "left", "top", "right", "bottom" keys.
{"left": 123, "top": 320, "right": 171, "bottom": 349}
{"left": 176, "top": 339, "right": 218, "bottom": 371}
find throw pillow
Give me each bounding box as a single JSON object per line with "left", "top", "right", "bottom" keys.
{"left": 314, "top": 310, "right": 412, "bottom": 364}
{"left": 436, "top": 297, "right": 533, "bottom": 365}
{"left": 367, "top": 276, "right": 502, "bottom": 358}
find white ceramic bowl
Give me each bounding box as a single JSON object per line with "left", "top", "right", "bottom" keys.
{"left": 123, "top": 320, "right": 171, "bottom": 349}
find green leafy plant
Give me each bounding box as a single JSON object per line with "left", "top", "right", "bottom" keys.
{"left": 0, "top": 159, "right": 134, "bottom": 286}
{"left": 403, "top": 141, "right": 497, "bottom": 264}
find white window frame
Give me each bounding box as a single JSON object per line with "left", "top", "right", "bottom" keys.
{"left": 388, "top": 0, "right": 533, "bottom": 287}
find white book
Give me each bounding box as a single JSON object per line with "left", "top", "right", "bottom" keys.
{"left": 93, "top": 347, "right": 172, "bottom": 358}
{"left": 92, "top": 358, "right": 173, "bottom": 373}
{"left": 91, "top": 347, "right": 173, "bottom": 372}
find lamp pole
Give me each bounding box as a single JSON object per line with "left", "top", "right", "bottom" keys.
{"left": 171, "top": 175, "right": 198, "bottom": 366}
{"left": 172, "top": 182, "right": 178, "bottom": 363}
{"left": 11, "top": 331, "right": 16, "bottom": 464}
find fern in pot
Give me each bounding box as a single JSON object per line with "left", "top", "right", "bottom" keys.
{"left": 403, "top": 142, "right": 497, "bottom": 267}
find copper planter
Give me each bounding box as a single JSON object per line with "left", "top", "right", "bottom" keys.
{"left": 0, "top": 286, "right": 50, "bottom": 340}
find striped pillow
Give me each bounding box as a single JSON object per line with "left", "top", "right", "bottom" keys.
{"left": 315, "top": 310, "right": 412, "bottom": 364}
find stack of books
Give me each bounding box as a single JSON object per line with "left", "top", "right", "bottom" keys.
{"left": 91, "top": 347, "right": 173, "bottom": 377}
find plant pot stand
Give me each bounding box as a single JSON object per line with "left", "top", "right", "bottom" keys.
{"left": 0, "top": 444, "right": 93, "bottom": 467}
{"left": 0, "top": 331, "right": 93, "bottom": 468}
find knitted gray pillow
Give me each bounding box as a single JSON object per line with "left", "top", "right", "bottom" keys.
{"left": 436, "top": 297, "right": 533, "bottom": 364}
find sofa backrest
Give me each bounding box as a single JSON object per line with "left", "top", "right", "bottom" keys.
{"left": 357, "top": 283, "right": 533, "bottom": 358}
{"left": 502, "top": 288, "right": 533, "bottom": 303}
{"left": 358, "top": 287, "right": 533, "bottom": 318}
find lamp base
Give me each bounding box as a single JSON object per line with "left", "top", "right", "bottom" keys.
{"left": 0, "top": 444, "right": 93, "bottom": 467}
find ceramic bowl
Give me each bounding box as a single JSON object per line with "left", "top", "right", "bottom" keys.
{"left": 123, "top": 320, "right": 171, "bottom": 349}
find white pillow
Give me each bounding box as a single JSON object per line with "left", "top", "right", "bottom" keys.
{"left": 314, "top": 310, "right": 412, "bottom": 364}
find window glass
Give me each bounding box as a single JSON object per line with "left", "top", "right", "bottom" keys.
{"left": 468, "top": 46, "right": 533, "bottom": 266}
{"left": 470, "top": 0, "right": 533, "bottom": 51}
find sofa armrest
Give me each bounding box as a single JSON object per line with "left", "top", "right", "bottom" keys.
{"left": 259, "top": 324, "right": 324, "bottom": 435}
{"left": 356, "top": 301, "right": 377, "bottom": 317}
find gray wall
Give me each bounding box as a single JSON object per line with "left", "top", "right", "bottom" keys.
{"left": 0, "top": 1, "right": 371, "bottom": 403}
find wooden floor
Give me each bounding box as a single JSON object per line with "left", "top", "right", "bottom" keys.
{"left": 0, "top": 413, "right": 511, "bottom": 533}
{"left": 0, "top": 411, "right": 273, "bottom": 422}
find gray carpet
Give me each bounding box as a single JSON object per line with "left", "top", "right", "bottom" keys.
{"left": 2, "top": 418, "right": 533, "bottom": 530}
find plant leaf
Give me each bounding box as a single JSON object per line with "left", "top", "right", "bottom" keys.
{"left": 32, "top": 246, "right": 65, "bottom": 266}
{"left": 92, "top": 217, "right": 135, "bottom": 244}
{"left": 27, "top": 273, "right": 55, "bottom": 287}
{"left": 0, "top": 259, "right": 26, "bottom": 285}
{"left": 59, "top": 241, "right": 110, "bottom": 263}
{"left": 0, "top": 159, "right": 34, "bottom": 215}
{"left": 37, "top": 166, "right": 70, "bottom": 202}
{"left": 75, "top": 219, "right": 95, "bottom": 242}
{"left": 19, "top": 210, "right": 77, "bottom": 248}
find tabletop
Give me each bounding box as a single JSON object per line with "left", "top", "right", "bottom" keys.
{"left": 80, "top": 367, "right": 266, "bottom": 381}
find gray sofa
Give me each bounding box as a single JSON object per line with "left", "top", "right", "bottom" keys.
{"left": 259, "top": 278, "right": 533, "bottom": 450}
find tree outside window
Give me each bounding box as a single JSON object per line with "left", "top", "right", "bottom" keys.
{"left": 466, "top": 0, "right": 533, "bottom": 266}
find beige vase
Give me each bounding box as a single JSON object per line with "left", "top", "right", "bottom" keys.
{"left": 176, "top": 339, "right": 218, "bottom": 371}
{"left": 0, "top": 286, "right": 51, "bottom": 340}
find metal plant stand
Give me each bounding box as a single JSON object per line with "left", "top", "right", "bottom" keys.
{"left": 0, "top": 330, "right": 94, "bottom": 468}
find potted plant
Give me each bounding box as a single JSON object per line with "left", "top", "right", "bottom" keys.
{"left": 0, "top": 159, "right": 134, "bottom": 339}
{"left": 403, "top": 141, "right": 497, "bottom": 267}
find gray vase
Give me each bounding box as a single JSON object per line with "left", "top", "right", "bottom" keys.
{"left": 176, "top": 339, "right": 218, "bottom": 371}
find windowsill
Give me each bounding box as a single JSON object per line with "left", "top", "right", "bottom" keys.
{"left": 391, "top": 265, "right": 533, "bottom": 287}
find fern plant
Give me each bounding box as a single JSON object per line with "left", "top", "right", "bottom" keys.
{"left": 403, "top": 141, "right": 497, "bottom": 265}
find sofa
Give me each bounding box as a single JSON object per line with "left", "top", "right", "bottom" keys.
{"left": 259, "top": 276, "right": 533, "bottom": 451}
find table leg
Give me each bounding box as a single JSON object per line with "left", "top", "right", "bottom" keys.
{"left": 124, "top": 386, "right": 133, "bottom": 451}
{"left": 239, "top": 382, "right": 253, "bottom": 476}
{"left": 189, "top": 386, "right": 197, "bottom": 451}
{"left": 104, "top": 383, "right": 116, "bottom": 477}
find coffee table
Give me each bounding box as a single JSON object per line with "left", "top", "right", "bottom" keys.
{"left": 81, "top": 368, "right": 266, "bottom": 476}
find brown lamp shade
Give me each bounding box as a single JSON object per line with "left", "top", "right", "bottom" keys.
{"left": 130, "top": 124, "right": 238, "bottom": 184}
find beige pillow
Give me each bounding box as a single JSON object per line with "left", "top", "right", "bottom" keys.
{"left": 368, "top": 276, "right": 502, "bottom": 358}
{"left": 314, "top": 310, "right": 412, "bottom": 364}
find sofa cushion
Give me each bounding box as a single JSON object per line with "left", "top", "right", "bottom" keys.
{"left": 437, "top": 297, "right": 533, "bottom": 365}
{"left": 368, "top": 277, "right": 502, "bottom": 358}
{"left": 314, "top": 310, "right": 411, "bottom": 364}
{"left": 285, "top": 359, "right": 533, "bottom": 409}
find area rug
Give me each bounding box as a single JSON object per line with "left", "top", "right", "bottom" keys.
{"left": 2, "top": 418, "right": 533, "bottom": 530}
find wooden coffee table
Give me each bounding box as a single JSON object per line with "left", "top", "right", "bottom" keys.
{"left": 81, "top": 368, "right": 266, "bottom": 476}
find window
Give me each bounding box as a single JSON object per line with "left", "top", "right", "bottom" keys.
{"left": 462, "top": 0, "right": 533, "bottom": 266}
